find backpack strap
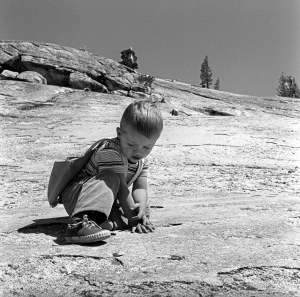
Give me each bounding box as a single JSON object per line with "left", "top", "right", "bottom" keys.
{"left": 127, "top": 159, "right": 144, "bottom": 187}
{"left": 86, "top": 138, "right": 108, "bottom": 154}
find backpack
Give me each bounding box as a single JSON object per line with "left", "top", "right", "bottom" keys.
{"left": 47, "top": 139, "right": 144, "bottom": 208}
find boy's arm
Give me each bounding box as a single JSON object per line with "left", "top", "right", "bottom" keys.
{"left": 131, "top": 180, "right": 155, "bottom": 233}
{"left": 130, "top": 161, "right": 155, "bottom": 233}
{"left": 117, "top": 174, "right": 153, "bottom": 233}
{"left": 116, "top": 173, "right": 137, "bottom": 220}
{"left": 131, "top": 160, "right": 149, "bottom": 220}
{"left": 116, "top": 173, "right": 148, "bottom": 221}
{"left": 131, "top": 184, "right": 148, "bottom": 220}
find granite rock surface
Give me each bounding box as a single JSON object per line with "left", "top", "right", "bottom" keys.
{"left": 0, "top": 48, "right": 300, "bottom": 296}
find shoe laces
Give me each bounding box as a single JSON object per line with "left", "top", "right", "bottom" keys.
{"left": 69, "top": 214, "right": 100, "bottom": 229}
{"left": 81, "top": 214, "right": 100, "bottom": 229}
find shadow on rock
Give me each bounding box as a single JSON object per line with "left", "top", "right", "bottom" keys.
{"left": 17, "top": 216, "right": 108, "bottom": 247}
{"left": 17, "top": 216, "right": 69, "bottom": 245}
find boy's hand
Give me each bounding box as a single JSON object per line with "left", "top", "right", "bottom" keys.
{"left": 131, "top": 216, "right": 155, "bottom": 234}
{"left": 130, "top": 202, "right": 146, "bottom": 221}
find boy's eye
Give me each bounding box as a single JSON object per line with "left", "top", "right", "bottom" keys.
{"left": 144, "top": 146, "right": 151, "bottom": 150}
{"left": 127, "top": 143, "right": 134, "bottom": 147}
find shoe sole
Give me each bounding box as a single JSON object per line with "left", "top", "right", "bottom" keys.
{"left": 65, "top": 230, "right": 111, "bottom": 244}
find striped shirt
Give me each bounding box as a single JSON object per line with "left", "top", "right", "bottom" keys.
{"left": 82, "top": 137, "right": 149, "bottom": 188}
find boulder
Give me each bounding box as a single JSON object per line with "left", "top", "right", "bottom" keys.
{"left": 104, "top": 75, "right": 131, "bottom": 92}
{"left": 0, "top": 69, "right": 19, "bottom": 79}
{"left": 68, "top": 72, "right": 108, "bottom": 93}
{"left": 17, "top": 71, "right": 47, "bottom": 84}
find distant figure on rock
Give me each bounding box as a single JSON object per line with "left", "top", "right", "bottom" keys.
{"left": 171, "top": 108, "right": 179, "bottom": 116}
{"left": 48, "top": 100, "right": 163, "bottom": 244}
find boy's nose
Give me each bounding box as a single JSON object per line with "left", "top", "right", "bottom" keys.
{"left": 133, "top": 148, "right": 142, "bottom": 156}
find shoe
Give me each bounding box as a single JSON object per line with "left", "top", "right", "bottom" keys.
{"left": 65, "top": 214, "right": 111, "bottom": 244}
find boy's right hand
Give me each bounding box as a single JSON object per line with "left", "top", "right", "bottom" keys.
{"left": 131, "top": 216, "right": 155, "bottom": 234}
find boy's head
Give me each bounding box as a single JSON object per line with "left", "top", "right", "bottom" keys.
{"left": 120, "top": 100, "right": 163, "bottom": 138}
{"left": 117, "top": 100, "right": 163, "bottom": 163}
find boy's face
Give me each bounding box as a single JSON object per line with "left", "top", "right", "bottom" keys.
{"left": 117, "top": 125, "right": 161, "bottom": 163}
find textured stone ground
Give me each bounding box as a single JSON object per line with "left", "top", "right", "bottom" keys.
{"left": 1, "top": 81, "right": 300, "bottom": 296}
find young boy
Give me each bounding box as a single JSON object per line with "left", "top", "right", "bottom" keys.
{"left": 61, "top": 100, "right": 163, "bottom": 244}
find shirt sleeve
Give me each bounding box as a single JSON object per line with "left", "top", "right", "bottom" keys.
{"left": 132, "top": 157, "right": 149, "bottom": 190}
{"left": 94, "top": 146, "right": 125, "bottom": 174}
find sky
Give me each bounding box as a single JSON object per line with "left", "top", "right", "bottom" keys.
{"left": 0, "top": 0, "right": 299, "bottom": 97}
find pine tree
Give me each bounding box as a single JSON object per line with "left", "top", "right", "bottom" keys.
{"left": 120, "top": 47, "right": 138, "bottom": 70}
{"left": 277, "top": 73, "right": 287, "bottom": 97}
{"left": 277, "top": 73, "right": 300, "bottom": 98}
{"left": 200, "top": 56, "right": 213, "bottom": 88}
{"left": 214, "top": 77, "right": 220, "bottom": 90}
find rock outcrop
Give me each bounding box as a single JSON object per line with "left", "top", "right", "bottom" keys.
{"left": 0, "top": 41, "right": 148, "bottom": 96}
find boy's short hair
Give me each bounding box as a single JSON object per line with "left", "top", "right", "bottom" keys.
{"left": 120, "top": 100, "right": 163, "bottom": 138}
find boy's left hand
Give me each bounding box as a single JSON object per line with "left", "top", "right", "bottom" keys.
{"left": 131, "top": 216, "right": 155, "bottom": 234}
{"left": 131, "top": 202, "right": 145, "bottom": 221}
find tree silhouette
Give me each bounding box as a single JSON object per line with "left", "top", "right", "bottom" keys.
{"left": 200, "top": 56, "right": 213, "bottom": 88}
{"left": 214, "top": 77, "right": 220, "bottom": 90}
{"left": 277, "top": 73, "right": 300, "bottom": 98}
{"left": 120, "top": 47, "right": 138, "bottom": 70}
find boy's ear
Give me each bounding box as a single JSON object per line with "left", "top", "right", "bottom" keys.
{"left": 116, "top": 127, "right": 121, "bottom": 137}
